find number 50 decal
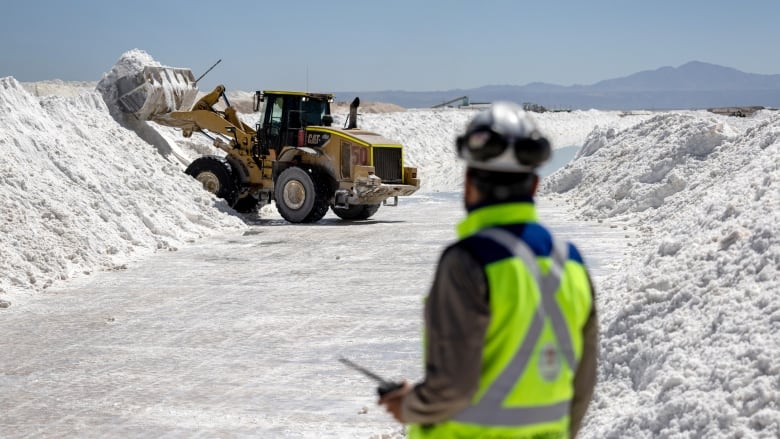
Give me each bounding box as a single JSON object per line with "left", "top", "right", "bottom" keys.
{"left": 350, "top": 145, "right": 369, "bottom": 166}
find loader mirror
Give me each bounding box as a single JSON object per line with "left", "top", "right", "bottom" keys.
{"left": 253, "top": 91, "right": 264, "bottom": 112}
{"left": 322, "top": 114, "right": 333, "bottom": 127}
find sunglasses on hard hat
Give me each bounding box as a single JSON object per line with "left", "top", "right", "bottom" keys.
{"left": 456, "top": 128, "right": 551, "bottom": 165}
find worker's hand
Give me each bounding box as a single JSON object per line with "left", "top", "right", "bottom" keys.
{"left": 377, "top": 380, "right": 412, "bottom": 423}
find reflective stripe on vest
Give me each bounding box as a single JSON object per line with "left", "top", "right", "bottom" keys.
{"left": 453, "top": 227, "right": 574, "bottom": 426}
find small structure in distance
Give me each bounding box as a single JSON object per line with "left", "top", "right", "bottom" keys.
{"left": 431, "top": 96, "right": 491, "bottom": 109}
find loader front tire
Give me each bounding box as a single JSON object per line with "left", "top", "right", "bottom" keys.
{"left": 185, "top": 156, "right": 238, "bottom": 207}
{"left": 331, "top": 203, "right": 380, "bottom": 220}
{"left": 275, "top": 167, "right": 329, "bottom": 223}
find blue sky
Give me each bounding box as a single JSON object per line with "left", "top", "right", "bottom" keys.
{"left": 1, "top": 0, "right": 778, "bottom": 93}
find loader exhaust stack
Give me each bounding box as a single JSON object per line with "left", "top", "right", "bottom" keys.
{"left": 346, "top": 97, "right": 360, "bottom": 129}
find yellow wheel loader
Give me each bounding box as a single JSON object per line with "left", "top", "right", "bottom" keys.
{"left": 114, "top": 66, "right": 420, "bottom": 223}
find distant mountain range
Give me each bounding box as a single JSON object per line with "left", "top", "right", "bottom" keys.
{"left": 337, "top": 61, "right": 780, "bottom": 110}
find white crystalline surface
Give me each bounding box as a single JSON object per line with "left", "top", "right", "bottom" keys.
{"left": 1, "top": 53, "right": 778, "bottom": 437}
{"left": 0, "top": 75, "right": 243, "bottom": 300}
{"left": 542, "top": 111, "right": 780, "bottom": 438}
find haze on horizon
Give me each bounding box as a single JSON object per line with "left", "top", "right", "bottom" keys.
{"left": 1, "top": 0, "right": 778, "bottom": 93}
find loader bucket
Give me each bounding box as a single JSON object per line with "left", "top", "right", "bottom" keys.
{"left": 115, "top": 66, "right": 198, "bottom": 120}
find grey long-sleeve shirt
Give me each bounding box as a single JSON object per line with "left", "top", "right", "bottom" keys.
{"left": 401, "top": 244, "right": 599, "bottom": 437}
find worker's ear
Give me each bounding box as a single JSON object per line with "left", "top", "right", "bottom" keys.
{"left": 530, "top": 174, "right": 540, "bottom": 196}
{"left": 464, "top": 170, "right": 481, "bottom": 209}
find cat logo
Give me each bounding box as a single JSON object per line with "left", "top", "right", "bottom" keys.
{"left": 307, "top": 133, "right": 330, "bottom": 146}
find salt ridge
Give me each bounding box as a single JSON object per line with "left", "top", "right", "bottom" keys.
{"left": 0, "top": 47, "right": 778, "bottom": 436}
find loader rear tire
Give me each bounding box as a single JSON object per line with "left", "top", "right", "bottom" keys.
{"left": 275, "top": 167, "right": 329, "bottom": 223}
{"left": 185, "top": 156, "right": 238, "bottom": 206}
{"left": 331, "top": 203, "right": 380, "bottom": 220}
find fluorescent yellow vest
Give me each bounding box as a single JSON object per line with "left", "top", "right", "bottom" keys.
{"left": 410, "top": 202, "right": 592, "bottom": 439}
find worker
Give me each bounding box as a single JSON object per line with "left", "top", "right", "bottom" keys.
{"left": 378, "top": 102, "right": 598, "bottom": 438}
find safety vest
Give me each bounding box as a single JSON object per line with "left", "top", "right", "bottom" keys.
{"left": 410, "top": 201, "right": 593, "bottom": 439}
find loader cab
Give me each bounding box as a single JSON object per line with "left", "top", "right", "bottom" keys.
{"left": 256, "top": 91, "right": 334, "bottom": 154}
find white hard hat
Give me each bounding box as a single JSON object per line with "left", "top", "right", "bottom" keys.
{"left": 456, "top": 102, "right": 551, "bottom": 173}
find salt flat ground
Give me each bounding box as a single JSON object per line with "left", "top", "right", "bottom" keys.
{"left": 0, "top": 194, "right": 629, "bottom": 439}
